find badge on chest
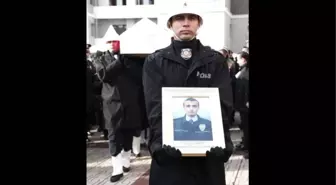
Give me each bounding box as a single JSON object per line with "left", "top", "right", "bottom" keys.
{"left": 181, "top": 48, "right": 192, "bottom": 60}
{"left": 199, "top": 124, "right": 206, "bottom": 131}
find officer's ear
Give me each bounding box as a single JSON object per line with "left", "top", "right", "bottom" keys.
{"left": 197, "top": 18, "right": 201, "bottom": 28}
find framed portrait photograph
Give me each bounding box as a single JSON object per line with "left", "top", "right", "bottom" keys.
{"left": 162, "top": 87, "right": 225, "bottom": 157}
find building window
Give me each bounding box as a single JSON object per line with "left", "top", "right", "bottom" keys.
{"left": 113, "top": 25, "right": 127, "bottom": 35}
{"left": 110, "top": 0, "right": 126, "bottom": 6}
{"left": 110, "top": 0, "right": 116, "bottom": 6}
{"left": 91, "top": 23, "right": 96, "bottom": 37}
{"left": 136, "top": 0, "right": 154, "bottom": 5}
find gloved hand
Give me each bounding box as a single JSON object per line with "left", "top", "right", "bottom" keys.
{"left": 152, "top": 145, "right": 182, "bottom": 166}
{"left": 206, "top": 146, "right": 231, "bottom": 163}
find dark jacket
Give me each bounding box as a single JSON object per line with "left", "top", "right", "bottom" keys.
{"left": 229, "top": 61, "right": 238, "bottom": 104}
{"left": 86, "top": 60, "right": 95, "bottom": 113}
{"left": 173, "top": 115, "right": 212, "bottom": 141}
{"left": 142, "top": 40, "right": 233, "bottom": 185}
{"left": 234, "top": 67, "right": 249, "bottom": 113}
{"left": 100, "top": 54, "right": 148, "bottom": 131}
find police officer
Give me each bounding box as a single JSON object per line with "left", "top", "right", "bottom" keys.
{"left": 142, "top": 3, "right": 234, "bottom": 185}
{"left": 86, "top": 44, "right": 94, "bottom": 141}
{"left": 92, "top": 66, "right": 107, "bottom": 140}
{"left": 94, "top": 44, "right": 147, "bottom": 182}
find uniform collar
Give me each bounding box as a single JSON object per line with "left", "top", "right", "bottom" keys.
{"left": 172, "top": 38, "right": 198, "bottom": 53}
{"left": 160, "top": 39, "right": 213, "bottom": 68}
{"left": 185, "top": 115, "right": 198, "bottom": 122}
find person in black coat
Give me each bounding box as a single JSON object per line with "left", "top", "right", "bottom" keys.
{"left": 86, "top": 59, "right": 95, "bottom": 140}
{"left": 132, "top": 70, "right": 149, "bottom": 158}
{"left": 142, "top": 9, "right": 233, "bottom": 185}
{"left": 92, "top": 70, "right": 108, "bottom": 140}
{"left": 96, "top": 52, "right": 148, "bottom": 182}
{"left": 234, "top": 51, "right": 249, "bottom": 158}
{"left": 219, "top": 48, "right": 237, "bottom": 127}
{"left": 87, "top": 49, "right": 108, "bottom": 140}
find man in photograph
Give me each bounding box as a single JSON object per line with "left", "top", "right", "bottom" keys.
{"left": 173, "top": 98, "right": 213, "bottom": 141}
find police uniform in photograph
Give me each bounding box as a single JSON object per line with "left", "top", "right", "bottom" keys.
{"left": 173, "top": 115, "right": 213, "bottom": 141}
{"left": 142, "top": 3, "right": 234, "bottom": 185}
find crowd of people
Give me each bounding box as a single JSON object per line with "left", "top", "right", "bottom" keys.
{"left": 219, "top": 47, "right": 249, "bottom": 159}
{"left": 86, "top": 51, "right": 108, "bottom": 141}
{"left": 86, "top": 3, "right": 249, "bottom": 185}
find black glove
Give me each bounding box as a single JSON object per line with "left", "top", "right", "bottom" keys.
{"left": 206, "top": 146, "right": 231, "bottom": 163}
{"left": 152, "top": 145, "right": 182, "bottom": 166}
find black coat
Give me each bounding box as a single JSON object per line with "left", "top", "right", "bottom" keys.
{"left": 86, "top": 60, "right": 95, "bottom": 113}
{"left": 229, "top": 61, "right": 240, "bottom": 105}
{"left": 234, "top": 67, "right": 249, "bottom": 113}
{"left": 142, "top": 40, "right": 234, "bottom": 185}
{"left": 100, "top": 54, "right": 148, "bottom": 131}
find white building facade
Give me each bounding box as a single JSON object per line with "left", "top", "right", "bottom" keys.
{"left": 87, "top": 0, "right": 248, "bottom": 52}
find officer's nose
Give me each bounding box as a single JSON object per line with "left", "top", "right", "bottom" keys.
{"left": 182, "top": 18, "right": 190, "bottom": 27}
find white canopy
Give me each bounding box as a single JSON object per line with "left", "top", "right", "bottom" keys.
{"left": 119, "top": 18, "right": 171, "bottom": 54}
{"left": 91, "top": 25, "right": 120, "bottom": 52}
{"left": 102, "top": 25, "right": 120, "bottom": 43}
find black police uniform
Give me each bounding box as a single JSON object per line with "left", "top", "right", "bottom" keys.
{"left": 143, "top": 39, "right": 234, "bottom": 185}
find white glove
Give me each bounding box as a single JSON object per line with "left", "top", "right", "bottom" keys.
{"left": 246, "top": 102, "right": 249, "bottom": 108}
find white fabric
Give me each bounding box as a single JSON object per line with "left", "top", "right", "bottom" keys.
{"left": 140, "top": 128, "right": 149, "bottom": 144}
{"left": 121, "top": 150, "right": 131, "bottom": 168}
{"left": 111, "top": 153, "right": 123, "bottom": 176}
{"left": 102, "top": 25, "right": 120, "bottom": 42}
{"left": 119, "top": 18, "right": 171, "bottom": 54}
{"left": 132, "top": 136, "right": 141, "bottom": 155}
{"left": 140, "top": 130, "right": 148, "bottom": 144}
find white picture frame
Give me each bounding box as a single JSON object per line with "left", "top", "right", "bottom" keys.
{"left": 162, "top": 87, "right": 225, "bottom": 157}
